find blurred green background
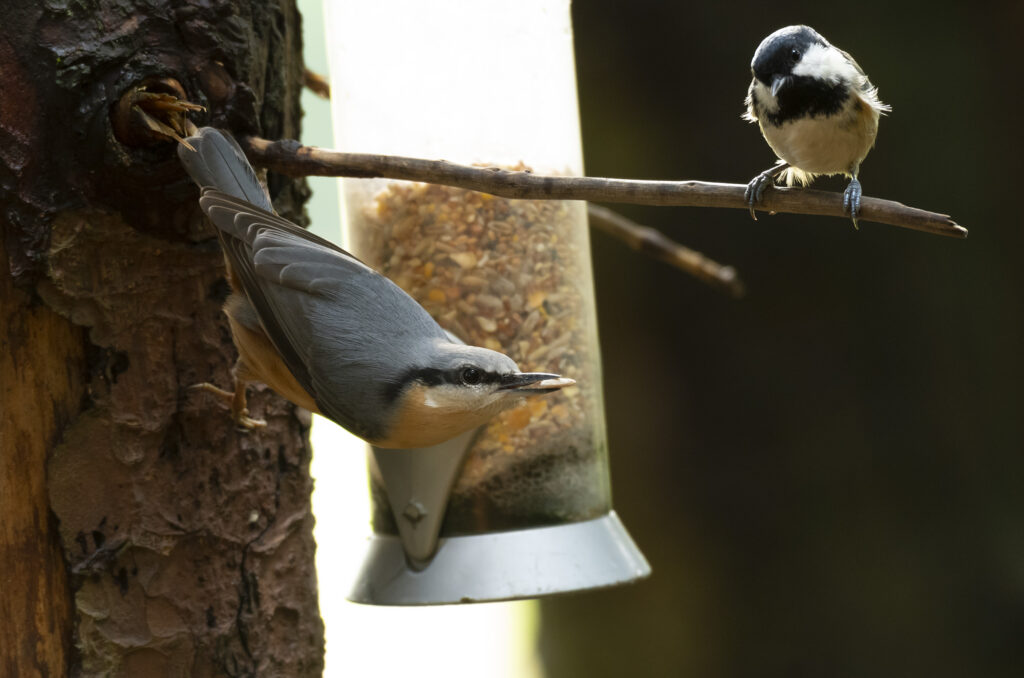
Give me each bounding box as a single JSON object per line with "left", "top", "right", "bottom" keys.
{"left": 539, "top": 1, "right": 1024, "bottom": 676}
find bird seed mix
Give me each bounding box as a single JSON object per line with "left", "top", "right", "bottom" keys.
{"left": 349, "top": 175, "right": 612, "bottom": 534}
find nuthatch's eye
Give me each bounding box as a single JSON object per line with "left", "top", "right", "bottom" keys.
{"left": 460, "top": 367, "right": 483, "bottom": 385}
{"left": 790, "top": 48, "right": 801, "bottom": 62}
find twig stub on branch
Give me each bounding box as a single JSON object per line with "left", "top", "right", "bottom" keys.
{"left": 586, "top": 205, "right": 745, "bottom": 298}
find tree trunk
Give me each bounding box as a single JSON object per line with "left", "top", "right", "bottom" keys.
{"left": 1, "top": 1, "right": 323, "bottom": 675}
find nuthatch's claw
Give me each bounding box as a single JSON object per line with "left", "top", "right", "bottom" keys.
{"left": 189, "top": 382, "right": 267, "bottom": 430}
{"left": 234, "top": 413, "right": 268, "bottom": 430}
{"left": 843, "top": 178, "right": 862, "bottom": 229}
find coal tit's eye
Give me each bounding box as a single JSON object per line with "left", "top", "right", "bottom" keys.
{"left": 460, "top": 367, "right": 483, "bottom": 385}
{"left": 790, "top": 48, "right": 801, "bottom": 62}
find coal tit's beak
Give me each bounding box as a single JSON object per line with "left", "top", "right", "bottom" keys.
{"left": 770, "top": 75, "right": 790, "bottom": 98}
{"left": 499, "top": 372, "right": 575, "bottom": 395}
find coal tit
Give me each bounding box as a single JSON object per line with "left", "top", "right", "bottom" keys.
{"left": 743, "top": 25, "right": 890, "bottom": 226}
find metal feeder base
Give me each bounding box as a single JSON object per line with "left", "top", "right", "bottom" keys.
{"left": 347, "top": 511, "right": 650, "bottom": 606}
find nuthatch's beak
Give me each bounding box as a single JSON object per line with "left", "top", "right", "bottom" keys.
{"left": 499, "top": 372, "right": 575, "bottom": 395}
{"left": 770, "top": 75, "right": 790, "bottom": 98}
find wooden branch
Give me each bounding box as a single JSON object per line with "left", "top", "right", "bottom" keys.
{"left": 240, "top": 136, "right": 968, "bottom": 239}
{"left": 587, "top": 204, "right": 745, "bottom": 298}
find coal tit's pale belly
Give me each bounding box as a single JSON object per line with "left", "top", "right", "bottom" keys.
{"left": 761, "top": 99, "right": 878, "bottom": 175}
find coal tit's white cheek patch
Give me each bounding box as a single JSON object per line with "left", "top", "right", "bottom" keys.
{"left": 792, "top": 42, "right": 858, "bottom": 85}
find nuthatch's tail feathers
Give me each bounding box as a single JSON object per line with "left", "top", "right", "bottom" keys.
{"left": 199, "top": 189, "right": 343, "bottom": 254}
{"left": 178, "top": 128, "right": 273, "bottom": 213}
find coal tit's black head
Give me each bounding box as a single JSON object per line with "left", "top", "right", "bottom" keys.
{"left": 750, "top": 25, "right": 828, "bottom": 87}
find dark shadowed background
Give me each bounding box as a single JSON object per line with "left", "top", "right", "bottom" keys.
{"left": 539, "top": 1, "right": 1024, "bottom": 676}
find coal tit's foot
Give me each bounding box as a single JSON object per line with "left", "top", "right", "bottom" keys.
{"left": 189, "top": 382, "right": 267, "bottom": 430}
{"left": 843, "top": 178, "right": 862, "bottom": 229}
{"left": 744, "top": 163, "right": 788, "bottom": 221}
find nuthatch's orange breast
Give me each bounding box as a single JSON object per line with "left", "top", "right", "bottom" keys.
{"left": 225, "top": 296, "right": 320, "bottom": 415}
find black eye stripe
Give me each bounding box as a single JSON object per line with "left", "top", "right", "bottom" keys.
{"left": 382, "top": 366, "right": 509, "bottom": 403}
{"left": 384, "top": 367, "right": 443, "bottom": 403}
{"left": 385, "top": 366, "right": 506, "bottom": 402}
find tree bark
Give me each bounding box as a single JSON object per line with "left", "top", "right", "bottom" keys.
{"left": 1, "top": 1, "right": 323, "bottom": 676}
{"left": 0, "top": 235, "right": 80, "bottom": 677}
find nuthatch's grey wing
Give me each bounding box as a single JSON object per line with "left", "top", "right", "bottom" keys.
{"left": 199, "top": 189, "right": 350, "bottom": 254}
{"left": 197, "top": 191, "right": 451, "bottom": 439}
{"left": 177, "top": 128, "right": 273, "bottom": 213}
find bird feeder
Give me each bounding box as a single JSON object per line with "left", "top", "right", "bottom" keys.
{"left": 327, "top": 0, "right": 649, "bottom": 604}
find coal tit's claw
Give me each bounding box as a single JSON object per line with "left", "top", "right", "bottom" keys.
{"left": 745, "top": 170, "right": 776, "bottom": 221}
{"left": 745, "top": 164, "right": 789, "bottom": 221}
{"left": 843, "top": 178, "right": 862, "bottom": 229}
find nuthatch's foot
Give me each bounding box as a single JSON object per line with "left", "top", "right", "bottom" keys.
{"left": 189, "top": 382, "right": 267, "bottom": 430}
{"left": 843, "top": 178, "right": 862, "bottom": 229}
{"left": 744, "top": 163, "right": 788, "bottom": 221}
{"left": 233, "top": 412, "right": 267, "bottom": 430}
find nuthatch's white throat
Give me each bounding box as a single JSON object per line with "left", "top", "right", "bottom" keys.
{"left": 178, "top": 128, "right": 574, "bottom": 449}
{"left": 743, "top": 25, "right": 890, "bottom": 226}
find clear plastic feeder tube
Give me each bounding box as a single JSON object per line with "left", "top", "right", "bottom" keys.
{"left": 328, "top": 1, "right": 646, "bottom": 592}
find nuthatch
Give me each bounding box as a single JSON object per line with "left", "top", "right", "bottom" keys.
{"left": 178, "top": 127, "right": 573, "bottom": 448}
{"left": 743, "top": 25, "right": 890, "bottom": 226}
